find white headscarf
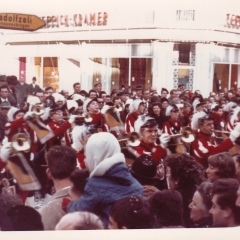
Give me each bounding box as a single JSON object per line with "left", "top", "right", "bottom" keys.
{"left": 85, "top": 132, "right": 125, "bottom": 178}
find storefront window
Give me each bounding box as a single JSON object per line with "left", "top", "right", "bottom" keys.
{"left": 108, "top": 58, "right": 129, "bottom": 93}
{"left": 130, "top": 58, "right": 152, "bottom": 90}
{"left": 213, "top": 64, "right": 229, "bottom": 92}
{"left": 43, "top": 57, "right": 59, "bottom": 91}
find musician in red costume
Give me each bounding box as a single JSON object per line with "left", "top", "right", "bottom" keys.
{"left": 83, "top": 98, "right": 107, "bottom": 132}
{"left": 125, "top": 99, "right": 145, "bottom": 133}
{"left": 190, "top": 114, "right": 240, "bottom": 169}
{"left": 162, "top": 105, "right": 183, "bottom": 153}
{"left": 132, "top": 116, "right": 170, "bottom": 164}
{"left": 47, "top": 107, "right": 76, "bottom": 148}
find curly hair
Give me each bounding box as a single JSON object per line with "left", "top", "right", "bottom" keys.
{"left": 164, "top": 153, "right": 204, "bottom": 191}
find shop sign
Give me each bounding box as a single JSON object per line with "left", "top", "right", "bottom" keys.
{"left": 0, "top": 13, "right": 46, "bottom": 31}
{"left": 225, "top": 14, "right": 240, "bottom": 29}
{"left": 41, "top": 12, "right": 108, "bottom": 28}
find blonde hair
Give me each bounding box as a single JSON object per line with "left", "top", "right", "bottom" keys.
{"left": 55, "top": 211, "right": 104, "bottom": 230}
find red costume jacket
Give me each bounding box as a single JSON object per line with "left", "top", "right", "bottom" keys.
{"left": 190, "top": 131, "right": 234, "bottom": 169}
{"left": 47, "top": 121, "right": 71, "bottom": 147}
{"left": 162, "top": 118, "right": 182, "bottom": 135}
{"left": 132, "top": 140, "right": 167, "bottom": 164}
{"left": 125, "top": 112, "right": 139, "bottom": 133}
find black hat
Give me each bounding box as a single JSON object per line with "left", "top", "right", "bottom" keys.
{"left": 131, "top": 154, "right": 158, "bottom": 179}
{"left": 135, "top": 85, "right": 143, "bottom": 91}
{"left": 116, "top": 91, "right": 126, "bottom": 97}
{"left": 0, "top": 75, "right": 7, "bottom": 82}
{"left": 0, "top": 101, "right": 11, "bottom": 109}
{"left": 160, "top": 97, "right": 169, "bottom": 104}
{"left": 7, "top": 76, "right": 19, "bottom": 85}
{"left": 50, "top": 107, "right": 62, "bottom": 114}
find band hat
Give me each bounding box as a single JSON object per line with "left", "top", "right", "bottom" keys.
{"left": 0, "top": 75, "right": 7, "bottom": 82}
{"left": 192, "top": 99, "right": 206, "bottom": 112}
{"left": 223, "top": 101, "right": 237, "bottom": 112}
{"left": 7, "top": 107, "right": 24, "bottom": 122}
{"left": 7, "top": 75, "right": 19, "bottom": 85}
{"left": 0, "top": 101, "right": 11, "bottom": 109}
{"left": 210, "top": 103, "right": 219, "bottom": 111}
{"left": 125, "top": 98, "right": 133, "bottom": 105}
{"left": 52, "top": 93, "right": 65, "bottom": 103}
{"left": 165, "top": 104, "right": 179, "bottom": 117}
{"left": 129, "top": 99, "right": 144, "bottom": 114}
{"left": 134, "top": 115, "right": 156, "bottom": 135}
{"left": 83, "top": 98, "right": 97, "bottom": 114}
{"left": 72, "top": 94, "right": 85, "bottom": 102}
{"left": 191, "top": 111, "right": 207, "bottom": 130}
{"left": 66, "top": 100, "right": 78, "bottom": 111}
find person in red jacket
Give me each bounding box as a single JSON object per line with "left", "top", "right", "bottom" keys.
{"left": 47, "top": 107, "right": 76, "bottom": 148}
{"left": 190, "top": 114, "right": 240, "bottom": 169}
{"left": 132, "top": 116, "right": 170, "bottom": 164}
{"left": 125, "top": 99, "right": 145, "bottom": 133}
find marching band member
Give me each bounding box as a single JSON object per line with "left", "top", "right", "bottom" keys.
{"left": 47, "top": 107, "right": 76, "bottom": 148}
{"left": 83, "top": 98, "right": 107, "bottom": 132}
{"left": 225, "top": 106, "right": 240, "bottom": 132}
{"left": 190, "top": 113, "right": 240, "bottom": 169}
{"left": 162, "top": 105, "right": 183, "bottom": 153}
{"left": 132, "top": 116, "right": 170, "bottom": 164}
{"left": 125, "top": 99, "right": 145, "bottom": 133}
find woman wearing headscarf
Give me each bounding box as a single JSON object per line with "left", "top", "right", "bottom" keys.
{"left": 66, "top": 132, "right": 143, "bottom": 228}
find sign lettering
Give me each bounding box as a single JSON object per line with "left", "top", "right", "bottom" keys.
{"left": 41, "top": 12, "right": 108, "bottom": 28}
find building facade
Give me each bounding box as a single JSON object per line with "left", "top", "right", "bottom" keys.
{"left": 0, "top": 4, "right": 240, "bottom": 96}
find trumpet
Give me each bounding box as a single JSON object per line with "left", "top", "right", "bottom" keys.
{"left": 107, "top": 103, "right": 123, "bottom": 112}
{"left": 118, "top": 132, "right": 141, "bottom": 147}
{"left": 169, "top": 126, "right": 195, "bottom": 143}
{"left": 31, "top": 104, "right": 45, "bottom": 116}
{"left": 11, "top": 133, "right": 31, "bottom": 152}
{"left": 74, "top": 113, "right": 93, "bottom": 124}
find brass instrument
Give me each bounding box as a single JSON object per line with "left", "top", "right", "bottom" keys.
{"left": 214, "top": 130, "right": 230, "bottom": 135}
{"left": 31, "top": 104, "right": 45, "bottom": 116}
{"left": 118, "top": 132, "right": 141, "bottom": 147}
{"left": 170, "top": 126, "right": 195, "bottom": 143}
{"left": 74, "top": 113, "right": 93, "bottom": 124}
{"left": 11, "top": 133, "right": 31, "bottom": 152}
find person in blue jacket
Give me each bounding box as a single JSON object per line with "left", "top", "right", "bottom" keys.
{"left": 66, "top": 132, "right": 143, "bottom": 228}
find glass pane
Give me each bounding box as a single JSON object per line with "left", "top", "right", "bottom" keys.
{"left": 34, "top": 57, "right": 41, "bottom": 86}
{"left": 43, "top": 57, "right": 59, "bottom": 91}
{"left": 130, "top": 58, "right": 152, "bottom": 90}
{"left": 231, "top": 64, "right": 239, "bottom": 91}
{"left": 86, "top": 58, "right": 108, "bottom": 91}
{"left": 173, "top": 68, "right": 194, "bottom": 91}
{"left": 213, "top": 64, "right": 229, "bottom": 92}
{"left": 108, "top": 58, "right": 129, "bottom": 92}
